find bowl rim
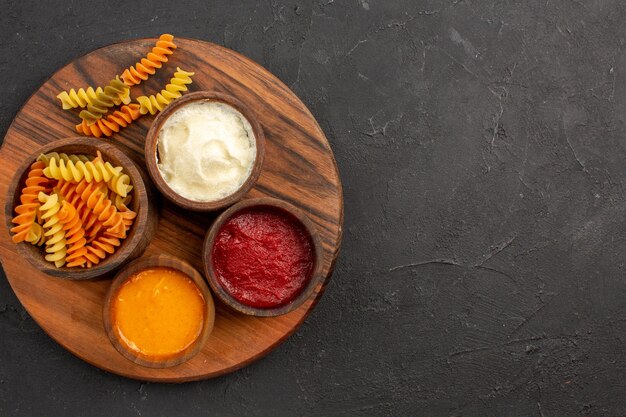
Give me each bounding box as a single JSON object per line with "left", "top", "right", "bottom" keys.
{"left": 102, "top": 254, "right": 215, "bottom": 368}
{"left": 202, "top": 197, "right": 324, "bottom": 317}
{"left": 144, "top": 90, "right": 266, "bottom": 212}
{"left": 4, "top": 137, "right": 153, "bottom": 280}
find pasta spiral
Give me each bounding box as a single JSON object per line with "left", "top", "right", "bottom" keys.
{"left": 56, "top": 201, "right": 89, "bottom": 268}
{"left": 75, "top": 180, "right": 128, "bottom": 238}
{"left": 38, "top": 192, "right": 67, "bottom": 268}
{"left": 108, "top": 189, "right": 132, "bottom": 211}
{"left": 43, "top": 154, "right": 122, "bottom": 183}
{"left": 108, "top": 173, "right": 133, "bottom": 198}
{"left": 57, "top": 87, "right": 131, "bottom": 110}
{"left": 57, "top": 87, "right": 103, "bottom": 110}
{"left": 38, "top": 152, "right": 91, "bottom": 166}
{"left": 42, "top": 152, "right": 132, "bottom": 198}
{"left": 137, "top": 67, "right": 195, "bottom": 115}
{"left": 57, "top": 179, "right": 106, "bottom": 238}
{"left": 84, "top": 234, "right": 121, "bottom": 267}
{"left": 121, "top": 34, "right": 177, "bottom": 86}
{"left": 25, "top": 222, "right": 46, "bottom": 246}
{"left": 79, "top": 77, "right": 130, "bottom": 125}
{"left": 10, "top": 161, "right": 50, "bottom": 243}
{"left": 75, "top": 104, "right": 142, "bottom": 138}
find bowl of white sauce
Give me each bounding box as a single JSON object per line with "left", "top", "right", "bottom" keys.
{"left": 145, "top": 91, "right": 265, "bottom": 211}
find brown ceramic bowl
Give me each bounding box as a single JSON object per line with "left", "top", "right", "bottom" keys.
{"left": 202, "top": 197, "right": 324, "bottom": 317}
{"left": 144, "top": 91, "right": 266, "bottom": 212}
{"left": 103, "top": 254, "right": 215, "bottom": 368}
{"left": 4, "top": 137, "right": 157, "bottom": 280}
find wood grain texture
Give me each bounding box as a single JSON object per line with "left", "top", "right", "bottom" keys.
{"left": 103, "top": 255, "right": 215, "bottom": 368}
{"left": 0, "top": 37, "right": 343, "bottom": 382}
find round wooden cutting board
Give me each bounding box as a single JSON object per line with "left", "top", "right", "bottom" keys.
{"left": 0, "top": 38, "right": 343, "bottom": 382}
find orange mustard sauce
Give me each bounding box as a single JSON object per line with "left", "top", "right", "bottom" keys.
{"left": 111, "top": 267, "right": 205, "bottom": 359}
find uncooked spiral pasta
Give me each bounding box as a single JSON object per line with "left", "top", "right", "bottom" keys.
{"left": 84, "top": 234, "right": 121, "bottom": 267}
{"left": 25, "top": 223, "right": 46, "bottom": 246}
{"left": 137, "top": 67, "right": 195, "bottom": 115}
{"left": 57, "top": 87, "right": 131, "bottom": 110}
{"left": 43, "top": 154, "right": 122, "bottom": 183}
{"left": 75, "top": 104, "right": 141, "bottom": 138}
{"left": 79, "top": 77, "right": 130, "bottom": 125}
{"left": 38, "top": 152, "right": 91, "bottom": 166}
{"left": 108, "top": 190, "right": 132, "bottom": 211}
{"left": 56, "top": 201, "right": 89, "bottom": 268}
{"left": 108, "top": 174, "right": 133, "bottom": 198}
{"left": 42, "top": 152, "right": 132, "bottom": 198}
{"left": 10, "top": 161, "right": 51, "bottom": 243}
{"left": 57, "top": 87, "right": 102, "bottom": 110}
{"left": 121, "top": 34, "right": 177, "bottom": 87}
{"left": 57, "top": 179, "right": 105, "bottom": 238}
{"left": 12, "top": 151, "right": 137, "bottom": 269}
{"left": 75, "top": 181, "right": 127, "bottom": 238}
{"left": 38, "top": 192, "right": 67, "bottom": 268}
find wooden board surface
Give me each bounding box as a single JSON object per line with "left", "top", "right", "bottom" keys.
{"left": 0, "top": 38, "right": 343, "bottom": 382}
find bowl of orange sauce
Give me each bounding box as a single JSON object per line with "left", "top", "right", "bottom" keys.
{"left": 103, "top": 254, "right": 215, "bottom": 368}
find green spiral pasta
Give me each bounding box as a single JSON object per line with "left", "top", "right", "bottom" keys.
{"left": 79, "top": 77, "right": 130, "bottom": 125}
{"left": 38, "top": 192, "right": 67, "bottom": 268}
{"left": 137, "top": 67, "right": 195, "bottom": 115}
{"left": 38, "top": 152, "right": 91, "bottom": 166}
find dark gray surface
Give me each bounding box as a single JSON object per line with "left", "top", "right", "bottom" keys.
{"left": 1, "top": 0, "right": 625, "bottom": 416}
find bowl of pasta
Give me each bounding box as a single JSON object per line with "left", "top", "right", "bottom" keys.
{"left": 5, "top": 137, "right": 158, "bottom": 280}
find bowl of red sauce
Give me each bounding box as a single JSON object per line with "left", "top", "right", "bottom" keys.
{"left": 203, "top": 197, "right": 323, "bottom": 317}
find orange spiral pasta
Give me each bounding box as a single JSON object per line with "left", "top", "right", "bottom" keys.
{"left": 84, "top": 234, "right": 121, "bottom": 268}
{"left": 120, "top": 34, "right": 177, "bottom": 86}
{"left": 10, "top": 161, "right": 51, "bottom": 243}
{"left": 75, "top": 104, "right": 142, "bottom": 138}
{"left": 76, "top": 181, "right": 129, "bottom": 238}
{"left": 56, "top": 201, "right": 89, "bottom": 268}
{"left": 57, "top": 179, "right": 98, "bottom": 236}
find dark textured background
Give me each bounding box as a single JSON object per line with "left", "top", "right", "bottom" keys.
{"left": 1, "top": 0, "right": 625, "bottom": 416}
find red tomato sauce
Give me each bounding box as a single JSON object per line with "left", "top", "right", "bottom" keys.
{"left": 211, "top": 206, "right": 314, "bottom": 308}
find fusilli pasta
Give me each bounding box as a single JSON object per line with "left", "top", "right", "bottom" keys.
{"left": 57, "top": 87, "right": 131, "bottom": 110}
{"left": 56, "top": 201, "right": 89, "bottom": 268}
{"left": 10, "top": 161, "right": 51, "bottom": 243}
{"left": 38, "top": 152, "right": 91, "bottom": 166}
{"left": 75, "top": 180, "right": 127, "bottom": 238}
{"left": 12, "top": 140, "right": 138, "bottom": 269}
{"left": 38, "top": 192, "right": 67, "bottom": 268}
{"left": 84, "top": 234, "right": 121, "bottom": 267}
{"left": 79, "top": 77, "right": 130, "bottom": 125}
{"left": 137, "top": 67, "right": 195, "bottom": 115}
{"left": 43, "top": 154, "right": 122, "bottom": 183}
{"left": 121, "top": 34, "right": 177, "bottom": 86}
{"left": 75, "top": 104, "right": 141, "bottom": 138}
{"left": 25, "top": 222, "right": 46, "bottom": 246}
